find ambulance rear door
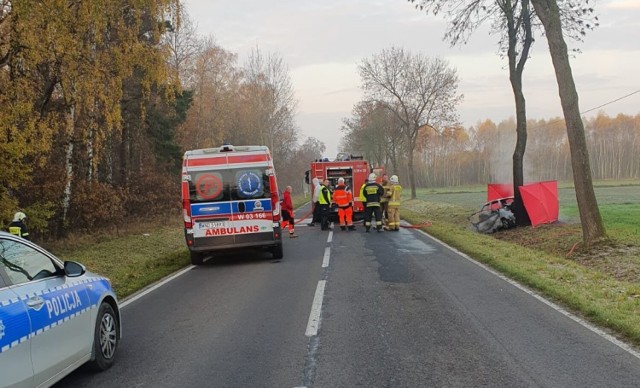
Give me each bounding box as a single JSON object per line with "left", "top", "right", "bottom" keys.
{"left": 188, "top": 166, "right": 276, "bottom": 251}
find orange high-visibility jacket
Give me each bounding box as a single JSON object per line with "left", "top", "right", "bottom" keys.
{"left": 332, "top": 184, "right": 353, "bottom": 208}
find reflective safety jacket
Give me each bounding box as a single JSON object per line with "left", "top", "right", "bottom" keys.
{"left": 332, "top": 184, "right": 353, "bottom": 208}
{"left": 318, "top": 184, "right": 332, "bottom": 205}
{"left": 381, "top": 181, "right": 391, "bottom": 203}
{"left": 361, "top": 182, "right": 384, "bottom": 207}
{"left": 8, "top": 221, "right": 30, "bottom": 240}
{"left": 388, "top": 184, "right": 402, "bottom": 206}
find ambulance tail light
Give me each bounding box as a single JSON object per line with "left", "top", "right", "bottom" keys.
{"left": 183, "top": 207, "right": 192, "bottom": 229}
{"left": 182, "top": 181, "right": 193, "bottom": 228}
{"left": 269, "top": 175, "right": 281, "bottom": 222}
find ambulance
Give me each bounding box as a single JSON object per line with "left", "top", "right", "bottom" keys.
{"left": 181, "top": 145, "right": 283, "bottom": 264}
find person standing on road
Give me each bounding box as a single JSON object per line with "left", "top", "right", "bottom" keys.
{"left": 333, "top": 177, "right": 355, "bottom": 231}
{"left": 281, "top": 186, "right": 298, "bottom": 238}
{"left": 8, "top": 212, "right": 30, "bottom": 240}
{"left": 361, "top": 173, "right": 384, "bottom": 233}
{"left": 318, "top": 179, "right": 332, "bottom": 230}
{"left": 380, "top": 174, "right": 392, "bottom": 225}
{"left": 386, "top": 175, "right": 402, "bottom": 231}
{"left": 308, "top": 177, "right": 321, "bottom": 226}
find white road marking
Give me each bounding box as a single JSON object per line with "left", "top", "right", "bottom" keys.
{"left": 322, "top": 247, "right": 331, "bottom": 268}
{"left": 412, "top": 224, "right": 640, "bottom": 361}
{"left": 327, "top": 230, "right": 333, "bottom": 243}
{"left": 120, "top": 266, "right": 194, "bottom": 308}
{"left": 305, "top": 280, "right": 326, "bottom": 337}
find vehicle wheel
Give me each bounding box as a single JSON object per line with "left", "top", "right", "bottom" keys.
{"left": 89, "top": 302, "right": 118, "bottom": 371}
{"left": 271, "top": 243, "right": 283, "bottom": 259}
{"left": 190, "top": 251, "right": 204, "bottom": 265}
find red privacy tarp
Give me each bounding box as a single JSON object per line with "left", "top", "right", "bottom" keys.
{"left": 487, "top": 183, "right": 514, "bottom": 201}
{"left": 519, "top": 181, "right": 559, "bottom": 227}
{"left": 487, "top": 181, "right": 559, "bottom": 227}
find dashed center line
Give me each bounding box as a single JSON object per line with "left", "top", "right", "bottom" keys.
{"left": 322, "top": 247, "right": 331, "bottom": 268}
{"left": 305, "top": 280, "right": 326, "bottom": 337}
{"left": 301, "top": 217, "right": 334, "bottom": 386}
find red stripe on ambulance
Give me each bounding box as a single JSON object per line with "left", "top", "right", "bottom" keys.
{"left": 184, "top": 154, "right": 270, "bottom": 167}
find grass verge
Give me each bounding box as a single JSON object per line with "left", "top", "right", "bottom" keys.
{"left": 45, "top": 217, "right": 188, "bottom": 299}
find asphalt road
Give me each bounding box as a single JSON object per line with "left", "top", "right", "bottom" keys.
{"left": 56, "top": 204, "right": 640, "bottom": 387}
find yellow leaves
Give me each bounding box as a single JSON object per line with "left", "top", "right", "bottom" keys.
{"left": 1, "top": 0, "right": 178, "bottom": 173}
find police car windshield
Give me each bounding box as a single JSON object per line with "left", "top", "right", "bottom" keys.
{"left": 188, "top": 167, "right": 271, "bottom": 203}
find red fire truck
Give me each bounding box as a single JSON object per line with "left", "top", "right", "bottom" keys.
{"left": 305, "top": 153, "right": 384, "bottom": 221}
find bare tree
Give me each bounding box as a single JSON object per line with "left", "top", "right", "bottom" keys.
{"left": 176, "top": 38, "right": 239, "bottom": 150}
{"left": 242, "top": 47, "right": 299, "bottom": 166}
{"left": 530, "top": 0, "right": 605, "bottom": 245}
{"left": 410, "top": 0, "right": 598, "bottom": 227}
{"left": 163, "top": 5, "right": 200, "bottom": 87}
{"left": 271, "top": 136, "right": 326, "bottom": 190}
{"left": 359, "top": 47, "right": 462, "bottom": 198}
{"left": 341, "top": 100, "right": 406, "bottom": 172}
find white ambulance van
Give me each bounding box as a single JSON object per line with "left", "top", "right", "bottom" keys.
{"left": 181, "top": 145, "right": 283, "bottom": 264}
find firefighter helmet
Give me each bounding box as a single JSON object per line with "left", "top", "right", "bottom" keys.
{"left": 390, "top": 175, "right": 399, "bottom": 184}
{"left": 368, "top": 173, "right": 377, "bottom": 182}
{"left": 13, "top": 212, "right": 27, "bottom": 222}
{"left": 338, "top": 177, "right": 345, "bottom": 184}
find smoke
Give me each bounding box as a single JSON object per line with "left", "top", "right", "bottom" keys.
{"left": 489, "top": 130, "right": 516, "bottom": 184}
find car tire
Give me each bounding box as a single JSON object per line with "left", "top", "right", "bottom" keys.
{"left": 190, "top": 251, "right": 205, "bottom": 265}
{"left": 271, "top": 243, "right": 283, "bottom": 259}
{"left": 89, "top": 302, "right": 118, "bottom": 371}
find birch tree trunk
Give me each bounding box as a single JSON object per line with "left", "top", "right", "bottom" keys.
{"left": 62, "top": 105, "right": 76, "bottom": 227}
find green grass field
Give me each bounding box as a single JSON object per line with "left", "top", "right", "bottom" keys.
{"left": 413, "top": 183, "right": 640, "bottom": 244}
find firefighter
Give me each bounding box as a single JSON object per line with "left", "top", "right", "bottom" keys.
{"left": 333, "top": 177, "right": 356, "bottom": 231}
{"left": 308, "top": 177, "right": 321, "bottom": 226}
{"left": 380, "top": 174, "right": 392, "bottom": 224}
{"left": 8, "top": 212, "right": 30, "bottom": 240}
{"left": 318, "top": 178, "right": 332, "bottom": 230}
{"left": 386, "top": 175, "right": 402, "bottom": 231}
{"left": 281, "top": 186, "right": 298, "bottom": 238}
{"left": 361, "top": 173, "right": 384, "bottom": 232}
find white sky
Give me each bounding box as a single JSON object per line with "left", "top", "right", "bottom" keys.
{"left": 182, "top": 0, "right": 640, "bottom": 158}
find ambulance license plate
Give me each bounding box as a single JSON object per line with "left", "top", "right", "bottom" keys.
{"left": 199, "top": 221, "right": 226, "bottom": 229}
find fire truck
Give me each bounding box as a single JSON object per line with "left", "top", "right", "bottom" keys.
{"left": 305, "top": 153, "right": 384, "bottom": 222}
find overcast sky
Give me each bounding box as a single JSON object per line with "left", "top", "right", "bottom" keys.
{"left": 182, "top": 0, "right": 640, "bottom": 158}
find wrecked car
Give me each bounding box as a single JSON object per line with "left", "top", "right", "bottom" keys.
{"left": 469, "top": 197, "right": 516, "bottom": 234}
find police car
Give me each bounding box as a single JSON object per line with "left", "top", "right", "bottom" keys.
{"left": 0, "top": 231, "right": 121, "bottom": 387}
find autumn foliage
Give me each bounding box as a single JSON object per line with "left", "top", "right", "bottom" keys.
{"left": 342, "top": 112, "right": 640, "bottom": 188}
{"left": 0, "top": 1, "right": 319, "bottom": 239}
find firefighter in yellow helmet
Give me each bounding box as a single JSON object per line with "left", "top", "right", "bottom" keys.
{"left": 386, "top": 175, "right": 402, "bottom": 231}
{"left": 8, "top": 212, "right": 30, "bottom": 240}
{"left": 380, "top": 174, "right": 391, "bottom": 224}
{"left": 360, "top": 173, "right": 384, "bottom": 232}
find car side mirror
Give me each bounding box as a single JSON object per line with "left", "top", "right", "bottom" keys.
{"left": 64, "top": 261, "right": 86, "bottom": 277}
